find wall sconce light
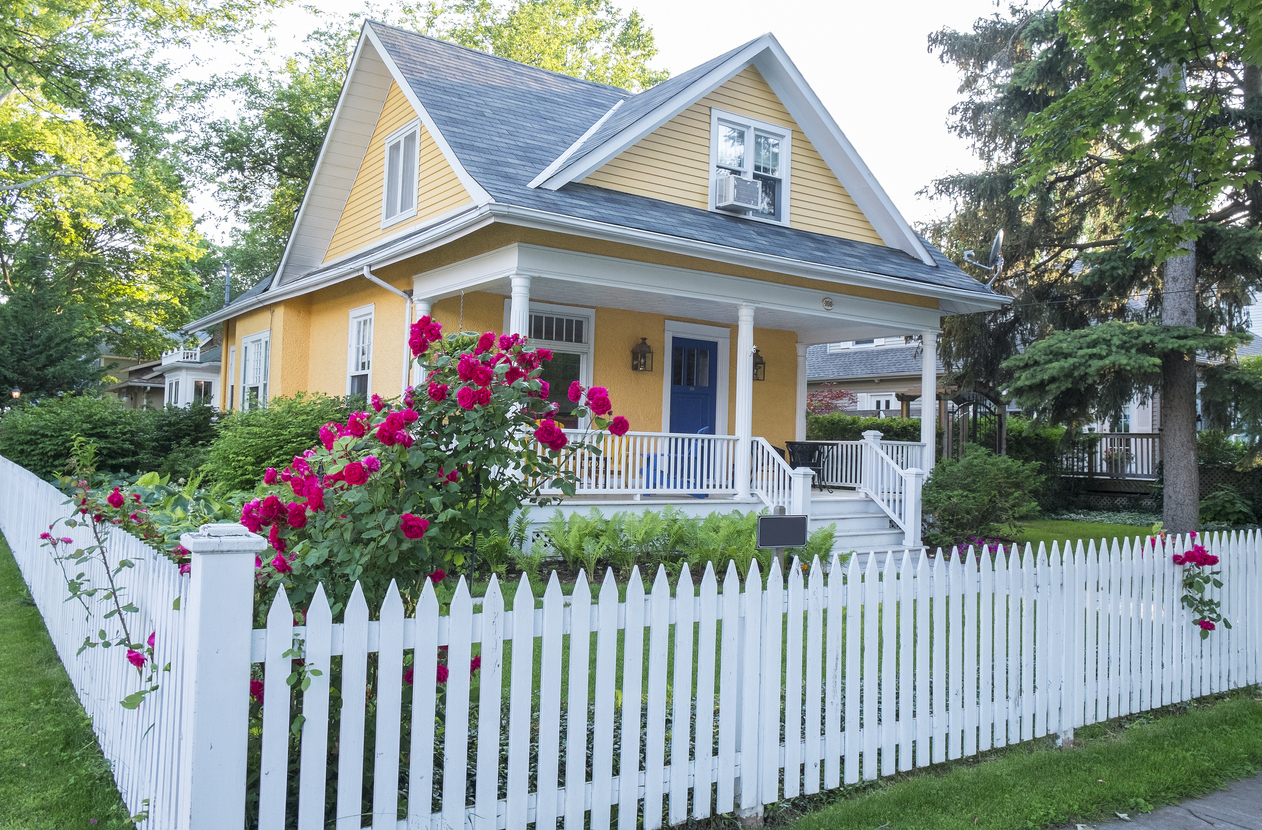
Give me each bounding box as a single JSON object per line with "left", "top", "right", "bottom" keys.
{"left": 9, "top": 387, "right": 19, "bottom": 400}
{"left": 752, "top": 348, "right": 766, "bottom": 381}
{"left": 631, "top": 337, "right": 654, "bottom": 372}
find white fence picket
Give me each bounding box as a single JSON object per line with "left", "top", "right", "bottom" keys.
{"left": 694, "top": 564, "right": 719, "bottom": 819}
{"left": 539, "top": 575, "right": 566, "bottom": 830}
{"left": 617, "top": 568, "right": 645, "bottom": 830}
{"left": 644, "top": 567, "right": 670, "bottom": 829}
{"left": 336, "top": 583, "right": 369, "bottom": 830}
{"left": 475, "top": 576, "right": 504, "bottom": 830}
{"left": 407, "top": 582, "right": 437, "bottom": 830}
{"left": 803, "top": 557, "right": 824, "bottom": 791}
{"left": 565, "top": 572, "right": 592, "bottom": 830}
{"left": 259, "top": 586, "right": 294, "bottom": 828}
{"left": 506, "top": 575, "right": 534, "bottom": 830}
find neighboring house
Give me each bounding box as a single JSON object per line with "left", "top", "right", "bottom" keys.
{"left": 806, "top": 337, "right": 943, "bottom": 417}
{"left": 101, "top": 335, "right": 222, "bottom": 409}
{"left": 187, "top": 24, "right": 1005, "bottom": 549}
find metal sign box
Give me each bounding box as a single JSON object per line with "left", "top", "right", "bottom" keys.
{"left": 756, "top": 514, "right": 809, "bottom": 549}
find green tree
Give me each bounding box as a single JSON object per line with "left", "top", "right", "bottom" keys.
{"left": 926, "top": 1, "right": 1262, "bottom": 532}
{"left": 0, "top": 277, "right": 101, "bottom": 397}
{"left": 195, "top": 0, "right": 668, "bottom": 290}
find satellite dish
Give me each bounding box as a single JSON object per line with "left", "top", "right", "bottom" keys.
{"left": 962, "top": 229, "right": 1005, "bottom": 287}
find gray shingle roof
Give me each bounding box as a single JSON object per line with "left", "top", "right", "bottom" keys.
{"left": 365, "top": 24, "right": 996, "bottom": 298}
{"left": 807, "top": 343, "right": 943, "bottom": 382}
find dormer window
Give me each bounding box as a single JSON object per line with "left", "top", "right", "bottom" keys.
{"left": 382, "top": 121, "right": 419, "bottom": 226}
{"left": 709, "top": 108, "right": 791, "bottom": 223}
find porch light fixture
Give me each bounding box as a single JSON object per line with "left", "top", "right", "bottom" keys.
{"left": 631, "top": 337, "right": 654, "bottom": 372}
{"left": 9, "top": 387, "right": 18, "bottom": 399}
{"left": 752, "top": 348, "right": 766, "bottom": 381}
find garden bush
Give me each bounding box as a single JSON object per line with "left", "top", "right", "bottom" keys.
{"left": 806, "top": 412, "right": 921, "bottom": 442}
{"left": 0, "top": 395, "right": 216, "bottom": 478}
{"left": 1199, "top": 485, "right": 1256, "bottom": 525}
{"left": 199, "top": 393, "right": 356, "bottom": 491}
{"left": 922, "top": 444, "right": 1043, "bottom": 547}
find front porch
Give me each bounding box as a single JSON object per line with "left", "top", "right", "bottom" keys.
{"left": 539, "top": 428, "right": 928, "bottom": 552}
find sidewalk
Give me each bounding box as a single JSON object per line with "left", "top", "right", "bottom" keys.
{"left": 1064, "top": 771, "right": 1262, "bottom": 829}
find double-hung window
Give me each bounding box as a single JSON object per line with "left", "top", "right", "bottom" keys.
{"left": 193, "top": 380, "right": 213, "bottom": 405}
{"left": 166, "top": 379, "right": 181, "bottom": 407}
{"left": 241, "top": 332, "right": 270, "bottom": 411}
{"left": 347, "top": 305, "right": 374, "bottom": 399}
{"left": 710, "top": 108, "right": 791, "bottom": 223}
{"left": 382, "top": 122, "right": 419, "bottom": 227}
{"left": 511, "top": 302, "right": 594, "bottom": 429}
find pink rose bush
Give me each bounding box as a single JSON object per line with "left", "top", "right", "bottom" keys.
{"left": 1171, "top": 532, "right": 1231, "bottom": 638}
{"left": 243, "top": 322, "right": 627, "bottom": 616}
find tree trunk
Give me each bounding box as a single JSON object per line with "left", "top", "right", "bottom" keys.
{"left": 1162, "top": 202, "right": 1199, "bottom": 533}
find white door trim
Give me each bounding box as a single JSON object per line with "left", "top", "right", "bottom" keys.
{"left": 661, "top": 319, "right": 730, "bottom": 435}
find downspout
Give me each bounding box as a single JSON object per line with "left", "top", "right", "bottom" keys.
{"left": 361, "top": 266, "right": 414, "bottom": 396}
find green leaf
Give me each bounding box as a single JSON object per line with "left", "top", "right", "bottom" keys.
{"left": 120, "top": 691, "right": 147, "bottom": 709}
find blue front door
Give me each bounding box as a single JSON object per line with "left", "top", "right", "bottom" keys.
{"left": 669, "top": 338, "right": 718, "bottom": 434}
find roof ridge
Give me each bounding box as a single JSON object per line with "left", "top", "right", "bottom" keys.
{"left": 366, "top": 19, "right": 638, "bottom": 94}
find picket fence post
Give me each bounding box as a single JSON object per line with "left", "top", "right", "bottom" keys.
{"left": 175, "top": 523, "right": 267, "bottom": 830}
{"left": 903, "top": 468, "right": 925, "bottom": 548}
{"left": 860, "top": 430, "right": 882, "bottom": 496}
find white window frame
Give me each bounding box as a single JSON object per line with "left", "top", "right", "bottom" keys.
{"left": 240, "top": 331, "right": 271, "bottom": 411}
{"left": 381, "top": 120, "right": 420, "bottom": 228}
{"left": 347, "top": 304, "right": 375, "bottom": 398}
{"left": 226, "top": 345, "right": 235, "bottom": 410}
{"left": 166, "top": 378, "right": 181, "bottom": 408}
{"left": 502, "top": 300, "right": 595, "bottom": 427}
{"left": 707, "top": 107, "right": 792, "bottom": 225}
{"left": 193, "top": 378, "right": 214, "bottom": 406}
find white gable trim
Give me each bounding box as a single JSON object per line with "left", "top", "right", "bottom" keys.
{"left": 532, "top": 33, "right": 934, "bottom": 266}
{"left": 270, "top": 24, "right": 493, "bottom": 290}
{"left": 527, "top": 99, "right": 624, "bottom": 189}
{"left": 363, "top": 23, "right": 493, "bottom": 208}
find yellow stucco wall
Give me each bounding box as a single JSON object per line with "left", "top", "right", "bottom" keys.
{"left": 430, "top": 291, "right": 507, "bottom": 337}
{"left": 582, "top": 66, "right": 884, "bottom": 246}
{"left": 323, "top": 82, "right": 474, "bottom": 263}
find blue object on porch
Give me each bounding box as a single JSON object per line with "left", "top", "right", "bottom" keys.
{"left": 639, "top": 426, "right": 713, "bottom": 497}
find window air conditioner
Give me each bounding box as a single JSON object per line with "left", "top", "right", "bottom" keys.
{"left": 714, "top": 175, "right": 761, "bottom": 211}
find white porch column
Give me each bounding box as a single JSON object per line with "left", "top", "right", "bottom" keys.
{"left": 412, "top": 298, "right": 431, "bottom": 385}
{"left": 920, "top": 330, "right": 938, "bottom": 472}
{"left": 509, "top": 274, "right": 531, "bottom": 336}
{"left": 735, "top": 303, "right": 755, "bottom": 499}
{"left": 795, "top": 342, "right": 808, "bottom": 441}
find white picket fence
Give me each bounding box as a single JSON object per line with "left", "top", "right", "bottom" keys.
{"left": 242, "top": 532, "right": 1259, "bottom": 830}
{"left": 0, "top": 455, "right": 190, "bottom": 828}
{"left": 3, "top": 446, "right": 1261, "bottom": 830}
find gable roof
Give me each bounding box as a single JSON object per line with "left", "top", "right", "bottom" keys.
{"left": 807, "top": 343, "right": 943, "bottom": 382}
{"left": 225, "top": 23, "right": 1004, "bottom": 326}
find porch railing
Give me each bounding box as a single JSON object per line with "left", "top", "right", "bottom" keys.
{"left": 543, "top": 430, "right": 740, "bottom": 496}
{"left": 750, "top": 437, "right": 795, "bottom": 512}
{"left": 859, "top": 431, "right": 925, "bottom": 547}
{"left": 812, "top": 439, "right": 924, "bottom": 488}
{"left": 1061, "top": 433, "right": 1161, "bottom": 480}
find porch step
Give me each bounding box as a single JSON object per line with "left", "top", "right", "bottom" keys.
{"left": 806, "top": 489, "right": 907, "bottom": 556}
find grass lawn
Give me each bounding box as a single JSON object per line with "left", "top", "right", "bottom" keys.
{"left": 779, "top": 689, "right": 1262, "bottom": 830}
{"left": 0, "top": 533, "right": 134, "bottom": 830}
{"left": 1016, "top": 519, "right": 1152, "bottom": 552}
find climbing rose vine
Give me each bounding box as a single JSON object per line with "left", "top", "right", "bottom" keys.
{"left": 1172, "top": 532, "right": 1231, "bottom": 638}
{"left": 246, "top": 321, "right": 628, "bottom": 615}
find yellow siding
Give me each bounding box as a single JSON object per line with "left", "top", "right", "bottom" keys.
{"left": 582, "top": 66, "right": 885, "bottom": 246}
{"left": 324, "top": 82, "right": 475, "bottom": 263}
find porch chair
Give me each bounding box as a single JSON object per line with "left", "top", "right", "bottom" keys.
{"left": 784, "top": 441, "right": 831, "bottom": 492}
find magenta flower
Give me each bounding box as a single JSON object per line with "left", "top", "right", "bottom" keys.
{"left": 126, "top": 649, "right": 145, "bottom": 668}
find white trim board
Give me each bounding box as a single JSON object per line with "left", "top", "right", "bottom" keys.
{"left": 661, "top": 319, "right": 730, "bottom": 435}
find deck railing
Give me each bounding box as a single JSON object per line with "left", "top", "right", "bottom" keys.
{"left": 750, "top": 437, "right": 795, "bottom": 512}
{"left": 812, "top": 440, "right": 925, "bottom": 489}
{"left": 1062, "top": 433, "right": 1161, "bottom": 480}
{"left": 542, "top": 430, "right": 740, "bottom": 496}
{"left": 859, "top": 431, "right": 925, "bottom": 546}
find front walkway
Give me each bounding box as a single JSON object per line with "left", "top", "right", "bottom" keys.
{"left": 1062, "top": 772, "right": 1262, "bottom": 830}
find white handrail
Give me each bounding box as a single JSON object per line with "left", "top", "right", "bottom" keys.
{"left": 543, "top": 430, "right": 739, "bottom": 496}
{"left": 859, "top": 431, "right": 924, "bottom": 547}
{"left": 811, "top": 440, "right": 924, "bottom": 489}
{"left": 750, "top": 437, "right": 794, "bottom": 511}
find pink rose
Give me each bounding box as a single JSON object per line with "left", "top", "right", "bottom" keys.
{"left": 306, "top": 486, "right": 325, "bottom": 512}
{"left": 363, "top": 455, "right": 381, "bottom": 473}
{"left": 376, "top": 424, "right": 396, "bottom": 445}
{"left": 126, "top": 649, "right": 146, "bottom": 668}
{"left": 429, "top": 569, "right": 446, "bottom": 583}
{"left": 107, "top": 488, "right": 124, "bottom": 508}
{"left": 319, "top": 423, "right": 337, "bottom": 450}
{"left": 409, "top": 324, "right": 429, "bottom": 356}
{"left": 264, "top": 467, "right": 278, "bottom": 485}
{"left": 476, "top": 387, "right": 491, "bottom": 406}
{"left": 534, "top": 419, "right": 568, "bottom": 452}
{"left": 179, "top": 562, "right": 191, "bottom": 576}
{"left": 268, "top": 524, "right": 285, "bottom": 552}
{"left": 428, "top": 382, "right": 449, "bottom": 402}
{"left": 343, "top": 462, "right": 368, "bottom": 486}
{"left": 384, "top": 411, "right": 405, "bottom": 432}
{"left": 271, "top": 552, "right": 292, "bottom": 574}
{"left": 609, "top": 415, "right": 630, "bottom": 436}
{"left": 567, "top": 381, "right": 583, "bottom": 402}
{"left": 424, "top": 320, "right": 442, "bottom": 341}
{"left": 436, "top": 663, "right": 449, "bottom": 684}
{"left": 147, "top": 631, "right": 155, "bottom": 648}
{"left": 402, "top": 408, "right": 418, "bottom": 424}
{"left": 586, "top": 387, "right": 612, "bottom": 415}
{"left": 505, "top": 366, "right": 525, "bottom": 384}
{"left": 475, "top": 331, "right": 495, "bottom": 355}
{"left": 457, "top": 386, "right": 477, "bottom": 409}
{"left": 259, "top": 495, "right": 283, "bottom": 525}
{"left": 395, "top": 430, "right": 414, "bottom": 448}
{"left": 403, "top": 667, "right": 415, "bottom": 685}
{"left": 250, "top": 678, "right": 264, "bottom": 704}
{"left": 241, "top": 499, "right": 263, "bottom": 534}
{"left": 404, "top": 385, "right": 415, "bottom": 408}
{"left": 470, "top": 655, "right": 482, "bottom": 674}
{"left": 472, "top": 364, "right": 494, "bottom": 387}
{"left": 535, "top": 348, "right": 552, "bottom": 362}
{"left": 457, "top": 353, "right": 478, "bottom": 381}
{"left": 371, "top": 393, "right": 384, "bottom": 412}
{"left": 286, "top": 502, "right": 308, "bottom": 528}
{"left": 61, "top": 536, "right": 73, "bottom": 544}
{"left": 400, "top": 513, "right": 429, "bottom": 540}
{"left": 347, "top": 412, "right": 369, "bottom": 437}
{"left": 39, "top": 531, "right": 51, "bottom": 540}
{"left": 499, "top": 333, "right": 520, "bottom": 350}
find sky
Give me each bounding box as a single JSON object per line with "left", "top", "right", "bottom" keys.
{"left": 219, "top": 0, "right": 1001, "bottom": 230}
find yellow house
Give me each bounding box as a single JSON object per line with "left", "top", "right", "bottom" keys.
{"left": 190, "top": 24, "right": 1006, "bottom": 549}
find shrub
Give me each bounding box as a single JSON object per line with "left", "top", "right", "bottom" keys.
{"left": 806, "top": 413, "right": 921, "bottom": 442}
{"left": 200, "top": 393, "right": 354, "bottom": 491}
{"left": 134, "top": 403, "right": 218, "bottom": 477}
{"left": 0, "top": 395, "right": 141, "bottom": 476}
{"left": 1198, "top": 430, "right": 1249, "bottom": 469}
{"left": 922, "top": 444, "right": 1042, "bottom": 548}
{"left": 1199, "top": 486, "right": 1256, "bottom": 525}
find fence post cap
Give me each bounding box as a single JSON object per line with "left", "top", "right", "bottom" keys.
{"left": 180, "top": 522, "right": 268, "bottom": 555}
{"left": 905, "top": 467, "right": 925, "bottom": 479}
{"left": 861, "top": 429, "right": 884, "bottom": 442}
